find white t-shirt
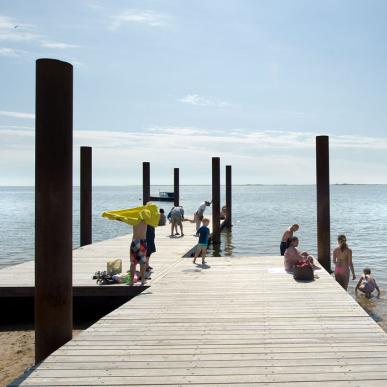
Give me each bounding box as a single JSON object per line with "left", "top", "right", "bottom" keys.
{"left": 197, "top": 202, "right": 207, "bottom": 215}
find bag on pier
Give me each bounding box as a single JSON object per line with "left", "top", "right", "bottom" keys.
{"left": 92, "top": 270, "right": 115, "bottom": 285}
{"left": 293, "top": 259, "right": 314, "bottom": 281}
{"left": 107, "top": 258, "right": 122, "bottom": 275}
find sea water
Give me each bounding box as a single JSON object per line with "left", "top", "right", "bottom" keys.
{"left": 1, "top": 185, "right": 387, "bottom": 328}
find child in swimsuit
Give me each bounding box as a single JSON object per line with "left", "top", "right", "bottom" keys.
{"left": 355, "top": 268, "right": 380, "bottom": 298}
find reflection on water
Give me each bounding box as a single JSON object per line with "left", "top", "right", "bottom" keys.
{"left": 208, "top": 229, "right": 234, "bottom": 257}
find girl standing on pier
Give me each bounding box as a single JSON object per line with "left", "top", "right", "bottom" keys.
{"left": 333, "top": 234, "right": 356, "bottom": 290}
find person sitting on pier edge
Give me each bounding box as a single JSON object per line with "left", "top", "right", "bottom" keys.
{"left": 158, "top": 208, "right": 166, "bottom": 226}
{"left": 193, "top": 218, "right": 210, "bottom": 265}
{"left": 280, "top": 224, "right": 299, "bottom": 256}
{"left": 194, "top": 200, "right": 211, "bottom": 231}
{"left": 355, "top": 267, "right": 380, "bottom": 299}
{"left": 333, "top": 234, "right": 355, "bottom": 290}
{"left": 168, "top": 206, "right": 184, "bottom": 237}
{"left": 284, "top": 236, "right": 314, "bottom": 272}
{"left": 130, "top": 220, "right": 148, "bottom": 286}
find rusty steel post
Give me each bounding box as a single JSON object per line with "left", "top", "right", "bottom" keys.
{"left": 225, "top": 165, "right": 232, "bottom": 228}
{"left": 143, "top": 162, "right": 150, "bottom": 205}
{"left": 316, "top": 135, "right": 331, "bottom": 273}
{"left": 35, "top": 58, "right": 73, "bottom": 363}
{"left": 212, "top": 157, "right": 221, "bottom": 244}
{"left": 174, "top": 168, "right": 179, "bottom": 207}
{"left": 80, "top": 146, "right": 92, "bottom": 246}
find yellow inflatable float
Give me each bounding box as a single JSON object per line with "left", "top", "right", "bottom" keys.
{"left": 102, "top": 203, "right": 160, "bottom": 228}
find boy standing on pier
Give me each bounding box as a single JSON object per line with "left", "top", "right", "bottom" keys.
{"left": 193, "top": 218, "right": 210, "bottom": 265}
{"left": 130, "top": 220, "right": 148, "bottom": 286}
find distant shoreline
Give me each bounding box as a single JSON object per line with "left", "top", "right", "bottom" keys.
{"left": 1, "top": 184, "right": 387, "bottom": 188}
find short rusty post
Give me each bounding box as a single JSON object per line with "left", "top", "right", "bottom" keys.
{"left": 212, "top": 157, "right": 221, "bottom": 244}
{"left": 225, "top": 165, "right": 232, "bottom": 228}
{"left": 316, "top": 135, "right": 331, "bottom": 272}
{"left": 35, "top": 58, "right": 73, "bottom": 363}
{"left": 174, "top": 168, "right": 179, "bottom": 207}
{"left": 143, "top": 162, "right": 150, "bottom": 205}
{"left": 80, "top": 146, "right": 92, "bottom": 246}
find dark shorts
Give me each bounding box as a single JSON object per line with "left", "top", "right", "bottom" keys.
{"left": 280, "top": 241, "right": 288, "bottom": 256}
{"left": 130, "top": 239, "right": 147, "bottom": 265}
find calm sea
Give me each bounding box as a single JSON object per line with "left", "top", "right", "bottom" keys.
{"left": 1, "top": 185, "right": 387, "bottom": 327}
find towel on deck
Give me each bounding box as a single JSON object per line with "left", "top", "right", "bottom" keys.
{"left": 102, "top": 203, "right": 160, "bottom": 227}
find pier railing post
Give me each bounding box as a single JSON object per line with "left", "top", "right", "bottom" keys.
{"left": 212, "top": 157, "right": 221, "bottom": 244}
{"left": 143, "top": 162, "right": 150, "bottom": 205}
{"left": 35, "top": 58, "right": 73, "bottom": 363}
{"left": 316, "top": 135, "right": 331, "bottom": 273}
{"left": 225, "top": 165, "right": 232, "bottom": 228}
{"left": 80, "top": 146, "right": 92, "bottom": 246}
{"left": 174, "top": 168, "right": 180, "bottom": 207}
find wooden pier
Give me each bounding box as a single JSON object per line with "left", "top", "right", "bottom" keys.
{"left": 0, "top": 222, "right": 198, "bottom": 298}
{"left": 9, "top": 230, "right": 387, "bottom": 386}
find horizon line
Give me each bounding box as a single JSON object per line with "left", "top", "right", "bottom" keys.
{"left": 1, "top": 183, "right": 387, "bottom": 187}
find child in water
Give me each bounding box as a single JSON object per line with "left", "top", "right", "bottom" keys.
{"left": 193, "top": 218, "right": 210, "bottom": 265}
{"left": 355, "top": 268, "right": 380, "bottom": 298}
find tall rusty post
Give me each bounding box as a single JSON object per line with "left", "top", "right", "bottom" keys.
{"left": 174, "top": 168, "right": 179, "bottom": 207}
{"left": 212, "top": 157, "right": 221, "bottom": 244}
{"left": 316, "top": 135, "right": 331, "bottom": 273}
{"left": 225, "top": 165, "right": 232, "bottom": 228}
{"left": 35, "top": 59, "right": 73, "bottom": 363}
{"left": 143, "top": 162, "right": 150, "bottom": 205}
{"left": 80, "top": 146, "right": 92, "bottom": 247}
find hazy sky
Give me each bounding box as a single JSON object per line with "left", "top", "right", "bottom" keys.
{"left": 1, "top": 0, "right": 387, "bottom": 185}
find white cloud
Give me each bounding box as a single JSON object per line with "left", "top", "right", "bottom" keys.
{"left": 0, "top": 110, "right": 35, "bottom": 119}
{"left": 1, "top": 127, "right": 387, "bottom": 184}
{"left": 110, "top": 10, "right": 168, "bottom": 29}
{"left": 0, "top": 15, "right": 80, "bottom": 53}
{"left": 86, "top": 1, "right": 104, "bottom": 11}
{"left": 40, "top": 41, "right": 80, "bottom": 49}
{"left": 180, "top": 94, "right": 230, "bottom": 107}
{"left": 0, "top": 47, "right": 19, "bottom": 57}
{"left": 0, "top": 15, "right": 38, "bottom": 42}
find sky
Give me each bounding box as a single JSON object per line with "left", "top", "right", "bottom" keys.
{"left": 1, "top": 0, "right": 387, "bottom": 185}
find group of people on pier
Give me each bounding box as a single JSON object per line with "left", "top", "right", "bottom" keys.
{"left": 127, "top": 200, "right": 215, "bottom": 285}
{"left": 280, "top": 224, "right": 380, "bottom": 298}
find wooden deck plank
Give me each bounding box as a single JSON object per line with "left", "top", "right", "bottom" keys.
{"left": 0, "top": 221, "right": 198, "bottom": 291}
{"left": 9, "top": 251, "right": 387, "bottom": 386}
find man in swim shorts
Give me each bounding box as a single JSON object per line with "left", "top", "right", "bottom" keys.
{"left": 130, "top": 220, "right": 148, "bottom": 285}
{"left": 280, "top": 224, "right": 299, "bottom": 256}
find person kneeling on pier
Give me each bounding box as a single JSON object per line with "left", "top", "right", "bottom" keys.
{"left": 284, "top": 236, "right": 315, "bottom": 272}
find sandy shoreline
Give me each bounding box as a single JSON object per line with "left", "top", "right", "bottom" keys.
{"left": 0, "top": 326, "right": 34, "bottom": 387}
{"left": 1, "top": 326, "right": 83, "bottom": 387}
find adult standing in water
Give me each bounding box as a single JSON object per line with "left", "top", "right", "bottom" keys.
{"left": 280, "top": 224, "right": 299, "bottom": 256}
{"left": 333, "top": 234, "right": 356, "bottom": 290}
